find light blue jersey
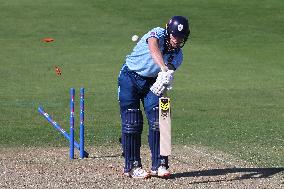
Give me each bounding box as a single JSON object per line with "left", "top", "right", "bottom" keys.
{"left": 125, "top": 27, "right": 183, "bottom": 77}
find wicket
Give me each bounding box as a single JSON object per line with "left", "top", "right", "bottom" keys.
{"left": 38, "top": 88, "right": 88, "bottom": 159}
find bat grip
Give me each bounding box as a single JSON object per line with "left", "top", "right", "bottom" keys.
{"left": 161, "top": 65, "right": 168, "bottom": 97}
{"left": 162, "top": 83, "right": 168, "bottom": 97}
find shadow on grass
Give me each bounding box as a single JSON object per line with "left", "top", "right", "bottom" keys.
{"left": 171, "top": 167, "right": 284, "bottom": 183}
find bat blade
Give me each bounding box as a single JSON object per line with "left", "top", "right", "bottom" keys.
{"left": 159, "top": 97, "right": 171, "bottom": 156}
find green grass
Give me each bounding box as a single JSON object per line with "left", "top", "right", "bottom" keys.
{"left": 0, "top": 0, "right": 283, "bottom": 167}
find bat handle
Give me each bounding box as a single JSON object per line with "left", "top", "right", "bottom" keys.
{"left": 163, "top": 89, "right": 168, "bottom": 97}
{"left": 160, "top": 65, "right": 169, "bottom": 97}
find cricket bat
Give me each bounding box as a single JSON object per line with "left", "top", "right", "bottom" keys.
{"left": 159, "top": 95, "right": 171, "bottom": 156}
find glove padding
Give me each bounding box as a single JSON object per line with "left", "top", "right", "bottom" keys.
{"left": 158, "top": 70, "right": 174, "bottom": 86}
{"left": 150, "top": 70, "right": 174, "bottom": 96}
{"left": 164, "top": 70, "right": 174, "bottom": 90}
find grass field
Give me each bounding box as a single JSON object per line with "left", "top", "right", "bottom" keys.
{"left": 0, "top": 0, "right": 283, "bottom": 167}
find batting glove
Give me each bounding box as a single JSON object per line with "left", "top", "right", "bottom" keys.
{"left": 150, "top": 77, "right": 166, "bottom": 96}
{"left": 165, "top": 70, "right": 174, "bottom": 90}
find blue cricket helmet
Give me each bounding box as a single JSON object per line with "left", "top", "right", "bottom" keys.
{"left": 164, "top": 16, "right": 190, "bottom": 52}
{"left": 166, "top": 16, "right": 190, "bottom": 40}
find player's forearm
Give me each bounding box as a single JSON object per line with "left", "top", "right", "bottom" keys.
{"left": 148, "top": 38, "right": 168, "bottom": 72}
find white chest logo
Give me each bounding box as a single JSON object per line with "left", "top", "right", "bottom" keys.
{"left": 178, "top": 24, "right": 183, "bottom": 31}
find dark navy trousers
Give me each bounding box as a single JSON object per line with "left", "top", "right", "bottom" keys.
{"left": 118, "top": 64, "right": 158, "bottom": 114}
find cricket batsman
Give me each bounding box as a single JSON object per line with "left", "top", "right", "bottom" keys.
{"left": 118, "top": 16, "right": 190, "bottom": 178}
